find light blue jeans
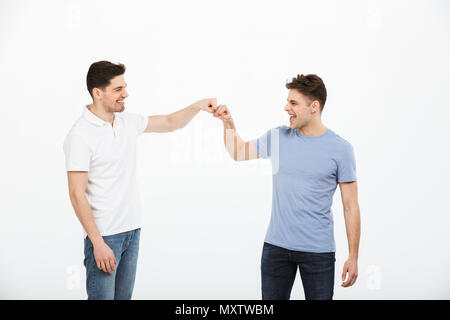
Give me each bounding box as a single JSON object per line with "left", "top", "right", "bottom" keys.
{"left": 83, "top": 228, "right": 140, "bottom": 300}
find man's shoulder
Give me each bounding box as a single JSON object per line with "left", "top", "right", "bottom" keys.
{"left": 268, "top": 125, "right": 292, "bottom": 135}
{"left": 327, "top": 130, "right": 355, "bottom": 153}
{"left": 64, "top": 117, "right": 96, "bottom": 144}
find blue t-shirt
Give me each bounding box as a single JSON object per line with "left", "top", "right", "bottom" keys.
{"left": 252, "top": 126, "right": 357, "bottom": 253}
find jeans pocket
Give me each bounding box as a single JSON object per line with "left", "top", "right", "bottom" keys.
{"left": 311, "top": 252, "right": 335, "bottom": 263}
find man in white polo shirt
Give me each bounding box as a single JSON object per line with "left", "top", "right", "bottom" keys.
{"left": 63, "top": 61, "right": 216, "bottom": 300}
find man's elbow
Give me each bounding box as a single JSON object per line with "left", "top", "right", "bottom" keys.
{"left": 167, "top": 120, "right": 177, "bottom": 132}
{"left": 344, "top": 203, "right": 360, "bottom": 215}
{"left": 69, "top": 190, "right": 86, "bottom": 204}
{"left": 225, "top": 149, "right": 238, "bottom": 161}
{"left": 165, "top": 114, "right": 185, "bottom": 132}
{"left": 230, "top": 148, "right": 247, "bottom": 161}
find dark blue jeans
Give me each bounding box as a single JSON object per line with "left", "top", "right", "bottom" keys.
{"left": 83, "top": 228, "right": 140, "bottom": 300}
{"left": 261, "top": 242, "right": 335, "bottom": 300}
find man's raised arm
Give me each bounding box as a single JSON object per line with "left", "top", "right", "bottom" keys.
{"left": 213, "top": 104, "right": 259, "bottom": 161}
{"left": 144, "top": 98, "right": 217, "bottom": 133}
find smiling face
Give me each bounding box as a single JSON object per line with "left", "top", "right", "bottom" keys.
{"left": 284, "top": 89, "right": 321, "bottom": 130}
{"left": 92, "top": 74, "right": 128, "bottom": 113}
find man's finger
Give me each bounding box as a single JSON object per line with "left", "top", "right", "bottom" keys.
{"left": 347, "top": 275, "right": 356, "bottom": 287}
{"left": 101, "top": 259, "right": 108, "bottom": 273}
{"left": 213, "top": 105, "right": 224, "bottom": 117}
{"left": 215, "top": 106, "right": 224, "bottom": 116}
{"left": 100, "top": 260, "right": 106, "bottom": 273}
{"left": 342, "top": 272, "right": 357, "bottom": 287}
{"left": 216, "top": 105, "right": 227, "bottom": 116}
{"left": 349, "top": 274, "right": 358, "bottom": 286}
{"left": 105, "top": 260, "right": 113, "bottom": 274}
{"left": 219, "top": 110, "right": 230, "bottom": 120}
{"left": 342, "top": 275, "right": 352, "bottom": 287}
{"left": 110, "top": 258, "right": 116, "bottom": 272}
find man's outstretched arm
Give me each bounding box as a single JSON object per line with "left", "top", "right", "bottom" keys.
{"left": 144, "top": 98, "right": 217, "bottom": 133}
{"left": 213, "top": 104, "right": 259, "bottom": 161}
{"left": 339, "top": 181, "right": 361, "bottom": 288}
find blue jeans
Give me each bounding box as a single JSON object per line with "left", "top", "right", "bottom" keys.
{"left": 261, "top": 242, "right": 335, "bottom": 300}
{"left": 83, "top": 228, "right": 141, "bottom": 300}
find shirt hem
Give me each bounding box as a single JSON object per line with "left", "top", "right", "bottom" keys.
{"left": 83, "top": 224, "right": 143, "bottom": 239}
{"left": 264, "top": 239, "right": 335, "bottom": 253}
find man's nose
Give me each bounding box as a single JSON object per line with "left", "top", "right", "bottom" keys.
{"left": 284, "top": 104, "right": 290, "bottom": 111}
{"left": 122, "top": 89, "right": 129, "bottom": 98}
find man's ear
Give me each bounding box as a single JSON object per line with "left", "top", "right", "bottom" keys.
{"left": 311, "top": 100, "right": 321, "bottom": 113}
{"left": 92, "top": 88, "right": 102, "bottom": 100}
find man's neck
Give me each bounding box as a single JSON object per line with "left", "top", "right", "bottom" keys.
{"left": 87, "top": 102, "right": 115, "bottom": 126}
{"left": 297, "top": 119, "right": 328, "bottom": 137}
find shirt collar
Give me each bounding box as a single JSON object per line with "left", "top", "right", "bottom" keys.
{"left": 83, "top": 105, "right": 109, "bottom": 127}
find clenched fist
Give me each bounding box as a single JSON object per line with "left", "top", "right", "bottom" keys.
{"left": 192, "top": 98, "right": 217, "bottom": 114}
{"left": 212, "top": 104, "right": 232, "bottom": 122}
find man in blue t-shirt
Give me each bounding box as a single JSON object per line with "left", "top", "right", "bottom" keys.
{"left": 212, "top": 74, "right": 361, "bottom": 300}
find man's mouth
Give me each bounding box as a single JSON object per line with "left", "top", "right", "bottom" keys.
{"left": 117, "top": 99, "right": 125, "bottom": 106}
{"left": 289, "top": 114, "right": 296, "bottom": 123}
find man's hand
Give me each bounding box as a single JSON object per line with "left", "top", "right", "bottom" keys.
{"left": 192, "top": 98, "right": 217, "bottom": 114}
{"left": 212, "top": 104, "right": 232, "bottom": 122}
{"left": 93, "top": 240, "right": 117, "bottom": 274}
{"left": 341, "top": 257, "right": 358, "bottom": 287}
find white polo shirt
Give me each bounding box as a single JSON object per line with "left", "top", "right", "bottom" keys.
{"left": 63, "top": 106, "right": 148, "bottom": 238}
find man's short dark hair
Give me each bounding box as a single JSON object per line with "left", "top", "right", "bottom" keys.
{"left": 86, "top": 61, "right": 126, "bottom": 97}
{"left": 286, "top": 74, "right": 327, "bottom": 111}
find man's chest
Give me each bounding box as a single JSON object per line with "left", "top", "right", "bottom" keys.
{"left": 88, "top": 128, "right": 137, "bottom": 168}
{"left": 277, "top": 141, "right": 338, "bottom": 181}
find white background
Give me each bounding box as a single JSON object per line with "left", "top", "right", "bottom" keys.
{"left": 1, "top": 0, "right": 449, "bottom": 299}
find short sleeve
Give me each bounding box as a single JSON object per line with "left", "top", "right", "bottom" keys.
{"left": 125, "top": 112, "right": 148, "bottom": 135}
{"left": 336, "top": 143, "right": 357, "bottom": 183}
{"left": 63, "top": 134, "right": 92, "bottom": 171}
{"left": 137, "top": 114, "right": 148, "bottom": 135}
{"left": 251, "top": 129, "right": 273, "bottom": 159}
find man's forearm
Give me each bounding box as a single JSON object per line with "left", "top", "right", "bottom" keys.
{"left": 167, "top": 104, "right": 201, "bottom": 131}
{"left": 344, "top": 205, "right": 361, "bottom": 259}
{"left": 223, "top": 119, "right": 245, "bottom": 160}
{"left": 69, "top": 194, "right": 104, "bottom": 246}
